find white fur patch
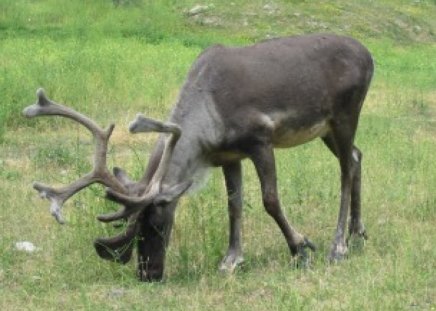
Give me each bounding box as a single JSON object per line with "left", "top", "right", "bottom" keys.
{"left": 352, "top": 149, "right": 360, "bottom": 162}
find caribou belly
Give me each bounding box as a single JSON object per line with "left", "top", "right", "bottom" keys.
{"left": 272, "top": 120, "right": 330, "bottom": 148}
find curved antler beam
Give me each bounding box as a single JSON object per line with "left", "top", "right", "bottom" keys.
{"left": 23, "top": 88, "right": 127, "bottom": 223}
{"left": 23, "top": 88, "right": 147, "bottom": 266}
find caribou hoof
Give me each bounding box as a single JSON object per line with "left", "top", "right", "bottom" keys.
{"left": 293, "top": 237, "right": 316, "bottom": 268}
{"left": 347, "top": 221, "right": 368, "bottom": 253}
{"left": 219, "top": 252, "right": 244, "bottom": 274}
{"left": 348, "top": 220, "right": 368, "bottom": 240}
{"left": 349, "top": 229, "right": 368, "bottom": 242}
{"left": 347, "top": 231, "right": 367, "bottom": 254}
{"left": 137, "top": 268, "right": 164, "bottom": 282}
{"left": 328, "top": 242, "right": 348, "bottom": 263}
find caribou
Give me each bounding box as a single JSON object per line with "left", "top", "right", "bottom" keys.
{"left": 23, "top": 34, "right": 373, "bottom": 281}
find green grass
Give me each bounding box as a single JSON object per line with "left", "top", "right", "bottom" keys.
{"left": 1, "top": 1, "right": 435, "bottom": 310}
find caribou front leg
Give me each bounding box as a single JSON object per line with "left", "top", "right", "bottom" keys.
{"left": 249, "top": 144, "right": 315, "bottom": 265}
{"left": 219, "top": 162, "right": 244, "bottom": 273}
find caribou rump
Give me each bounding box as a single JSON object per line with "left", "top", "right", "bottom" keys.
{"left": 24, "top": 34, "right": 373, "bottom": 281}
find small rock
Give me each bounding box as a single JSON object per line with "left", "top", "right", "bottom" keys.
{"left": 15, "top": 241, "right": 38, "bottom": 253}
{"left": 187, "top": 5, "right": 209, "bottom": 16}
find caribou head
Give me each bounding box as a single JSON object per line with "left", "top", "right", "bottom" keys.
{"left": 23, "top": 88, "right": 191, "bottom": 280}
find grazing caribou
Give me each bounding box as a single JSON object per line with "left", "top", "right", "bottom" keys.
{"left": 24, "top": 34, "right": 373, "bottom": 281}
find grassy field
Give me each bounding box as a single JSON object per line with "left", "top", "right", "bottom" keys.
{"left": 1, "top": 0, "right": 435, "bottom": 310}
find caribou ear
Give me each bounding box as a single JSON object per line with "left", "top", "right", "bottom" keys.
{"left": 154, "top": 180, "right": 193, "bottom": 205}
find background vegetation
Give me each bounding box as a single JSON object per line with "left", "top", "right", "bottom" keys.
{"left": 1, "top": 0, "right": 435, "bottom": 310}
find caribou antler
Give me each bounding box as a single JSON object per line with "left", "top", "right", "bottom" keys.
{"left": 23, "top": 88, "right": 127, "bottom": 223}
{"left": 24, "top": 88, "right": 182, "bottom": 263}
{"left": 85, "top": 114, "right": 183, "bottom": 264}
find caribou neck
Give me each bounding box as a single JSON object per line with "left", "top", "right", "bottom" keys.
{"left": 161, "top": 133, "right": 205, "bottom": 189}
{"left": 148, "top": 92, "right": 224, "bottom": 190}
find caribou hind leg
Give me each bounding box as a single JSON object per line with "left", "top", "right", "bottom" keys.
{"left": 322, "top": 131, "right": 353, "bottom": 261}
{"left": 348, "top": 146, "right": 367, "bottom": 240}
{"left": 322, "top": 123, "right": 367, "bottom": 261}
{"left": 321, "top": 135, "right": 366, "bottom": 242}
{"left": 219, "top": 162, "right": 244, "bottom": 273}
{"left": 249, "top": 144, "right": 315, "bottom": 263}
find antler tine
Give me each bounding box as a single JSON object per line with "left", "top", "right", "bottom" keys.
{"left": 99, "top": 114, "right": 181, "bottom": 221}
{"left": 33, "top": 174, "right": 95, "bottom": 224}
{"left": 129, "top": 113, "right": 181, "bottom": 186}
{"left": 23, "top": 88, "right": 127, "bottom": 223}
